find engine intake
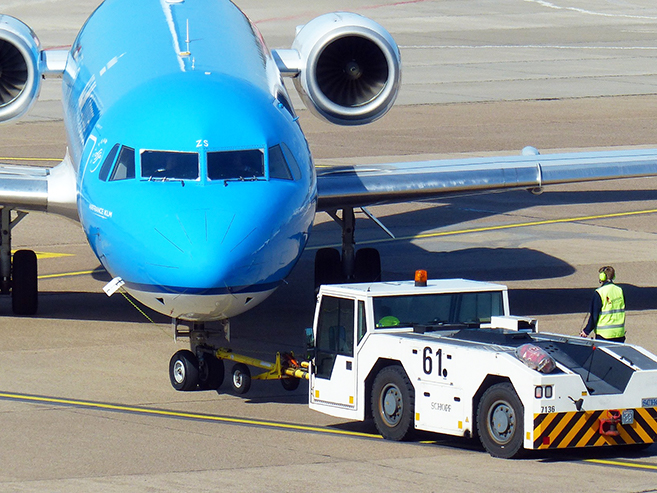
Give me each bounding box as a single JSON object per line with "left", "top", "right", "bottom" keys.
{"left": 291, "top": 13, "right": 401, "bottom": 126}
{"left": 0, "top": 15, "right": 42, "bottom": 123}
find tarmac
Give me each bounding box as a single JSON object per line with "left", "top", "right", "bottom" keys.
{"left": 2, "top": 0, "right": 657, "bottom": 491}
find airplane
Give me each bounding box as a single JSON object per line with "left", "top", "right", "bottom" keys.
{"left": 2, "top": 0, "right": 657, "bottom": 390}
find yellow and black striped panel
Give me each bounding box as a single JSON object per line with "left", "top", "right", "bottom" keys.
{"left": 533, "top": 408, "right": 657, "bottom": 450}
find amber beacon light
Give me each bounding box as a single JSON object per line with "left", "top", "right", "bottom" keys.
{"left": 415, "top": 270, "right": 428, "bottom": 287}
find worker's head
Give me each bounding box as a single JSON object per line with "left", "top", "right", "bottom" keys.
{"left": 598, "top": 266, "right": 615, "bottom": 283}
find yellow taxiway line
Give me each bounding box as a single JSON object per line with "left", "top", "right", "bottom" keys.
{"left": 10, "top": 250, "right": 73, "bottom": 260}
{"left": 33, "top": 208, "right": 657, "bottom": 280}
{"left": 0, "top": 391, "right": 379, "bottom": 439}
{"left": 1, "top": 391, "right": 655, "bottom": 469}
{"left": 38, "top": 270, "right": 96, "bottom": 280}
{"left": 309, "top": 207, "right": 657, "bottom": 250}
{"left": 584, "top": 458, "right": 657, "bottom": 472}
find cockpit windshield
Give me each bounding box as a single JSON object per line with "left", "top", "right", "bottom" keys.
{"left": 141, "top": 151, "right": 199, "bottom": 180}
{"left": 208, "top": 149, "right": 264, "bottom": 180}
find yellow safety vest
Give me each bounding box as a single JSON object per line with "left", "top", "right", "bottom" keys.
{"left": 595, "top": 283, "right": 625, "bottom": 339}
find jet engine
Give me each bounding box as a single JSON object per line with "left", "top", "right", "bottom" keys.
{"left": 291, "top": 13, "right": 401, "bottom": 126}
{"left": 0, "top": 15, "right": 43, "bottom": 123}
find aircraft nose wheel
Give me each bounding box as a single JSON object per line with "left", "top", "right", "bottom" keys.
{"left": 169, "top": 350, "right": 199, "bottom": 391}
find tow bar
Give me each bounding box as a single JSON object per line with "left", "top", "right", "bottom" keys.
{"left": 215, "top": 348, "right": 309, "bottom": 395}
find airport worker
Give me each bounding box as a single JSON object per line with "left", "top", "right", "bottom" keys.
{"left": 579, "top": 266, "right": 626, "bottom": 342}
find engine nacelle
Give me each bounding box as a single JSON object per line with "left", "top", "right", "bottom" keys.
{"left": 0, "top": 15, "right": 43, "bottom": 123}
{"left": 291, "top": 12, "right": 401, "bottom": 126}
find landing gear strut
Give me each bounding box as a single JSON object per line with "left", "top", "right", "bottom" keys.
{"left": 1, "top": 208, "right": 38, "bottom": 315}
{"left": 168, "top": 321, "right": 225, "bottom": 391}
{"left": 315, "top": 207, "right": 384, "bottom": 289}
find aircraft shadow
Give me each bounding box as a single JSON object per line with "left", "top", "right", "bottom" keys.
{"left": 0, "top": 289, "right": 170, "bottom": 324}
{"left": 310, "top": 187, "right": 657, "bottom": 247}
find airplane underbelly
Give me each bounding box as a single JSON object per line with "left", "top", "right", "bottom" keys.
{"left": 125, "top": 284, "right": 278, "bottom": 321}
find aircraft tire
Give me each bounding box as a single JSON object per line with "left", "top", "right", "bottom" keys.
{"left": 477, "top": 382, "right": 525, "bottom": 459}
{"left": 169, "top": 350, "right": 199, "bottom": 391}
{"left": 199, "top": 354, "right": 224, "bottom": 390}
{"left": 354, "top": 247, "right": 381, "bottom": 283}
{"left": 230, "top": 363, "right": 251, "bottom": 394}
{"left": 12, "top": 249, "right": 38, "bottom": 316}
{"left": 371, "top": 365, "right": 415, "bottom": 441}
{"left": 314, "top": 247, "right": 342, "bottom": 290}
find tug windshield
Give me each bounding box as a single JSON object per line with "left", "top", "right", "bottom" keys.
{"left": 373, "top": 291, "right": 504, "bottom": 329}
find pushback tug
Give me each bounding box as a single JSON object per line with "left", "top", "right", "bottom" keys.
{"left": 170, "top": 271, "right": 657, "bottom": 458}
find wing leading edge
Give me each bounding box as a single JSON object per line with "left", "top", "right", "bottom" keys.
{"left": 317, "top": 147, "right": 657, "bottom": 210}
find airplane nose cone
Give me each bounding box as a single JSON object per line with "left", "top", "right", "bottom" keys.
{"left": 145, "top": 207, "right": 261, "bottom": 288}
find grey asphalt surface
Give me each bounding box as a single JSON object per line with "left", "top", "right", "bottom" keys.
{"left": 2, "top": 1, "right": 657, "bottom": 491}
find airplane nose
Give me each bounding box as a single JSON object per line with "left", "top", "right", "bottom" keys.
{"left": 146, "top": 207, "right": 260, "bottom": 288}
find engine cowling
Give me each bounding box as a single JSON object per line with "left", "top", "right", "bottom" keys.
{"left": 0, "top": 15, "right": 42, "bottom": 123}
{"left": 291, "top": 12, "right": 401, "bottom": 126}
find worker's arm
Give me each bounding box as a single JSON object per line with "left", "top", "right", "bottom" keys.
{"left": 580, "top": 292, "right": 602, "bottom": 337}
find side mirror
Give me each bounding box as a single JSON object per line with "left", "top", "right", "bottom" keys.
{"left": 305, "top": 327, "right": 316, "bottom": 359}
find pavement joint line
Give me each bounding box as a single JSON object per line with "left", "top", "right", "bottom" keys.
{"left": 0, "top": 391, "right": 380, "bottom": 439}
{"left": 0, "top": 157, "right": 61, "bottom": 162}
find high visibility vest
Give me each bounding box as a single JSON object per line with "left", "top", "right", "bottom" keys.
{"left": 595, "top": 283, "right": 625, "bottom": 339}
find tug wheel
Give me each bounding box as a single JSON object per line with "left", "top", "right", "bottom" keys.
{"left": 371, "top": 365, "right": 415, "bottom": 441}
{"left": 231, "top": 363, "right": 251, "bottom": 394}
{"left": 477, "top": 382, "right": 525, "bottom": 458}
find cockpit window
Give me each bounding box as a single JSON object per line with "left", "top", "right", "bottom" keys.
{"left": 109, "top": 146, "right": 135, "bottom": 181}
{"left": 268, "top": 145, "right": 293, "bottom": 180}
{"left": 207, "top": 149, "right": 264, "bottom": 180}
{"left": 99, "top": 144, "right": 120, "bottom": 181}
{"left": 280, "top": 142, "right": 302, "bottom": 180}
{"left": 141, "top": 151, "right": 199, "bottom": 180}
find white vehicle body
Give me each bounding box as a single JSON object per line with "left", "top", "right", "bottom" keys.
{"left": 308, "top": 278, "right": 657, "bottom": 458}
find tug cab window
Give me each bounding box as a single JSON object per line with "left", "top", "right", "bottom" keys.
{"left": 208, "top": 149, "right": 264, "bottom": 180}
{"left": 314, "top": 296, "right": 355, "bottom": 379}
{"left": 141, "top": 151, "right": 199, "bottom": 180}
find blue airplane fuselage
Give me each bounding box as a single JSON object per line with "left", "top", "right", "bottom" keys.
{"left": 62, "top": 0, "right": 317, "bottom": 320}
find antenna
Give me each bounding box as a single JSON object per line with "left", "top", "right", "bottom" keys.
{"left": 179, "top": 19, "right": 191, "bottom": 57}
{"left": 186, "top": 19, "right": 190, "bottom": 53}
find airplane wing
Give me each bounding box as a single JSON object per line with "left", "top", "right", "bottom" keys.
{"left": 0, "top": 164, "right": 49, "bottom": 211}
{"left": 316, "top": 147, "right": 657, "bottom": 210}
{"left": 0, "top": 158, "right": 78, "bottom": 220}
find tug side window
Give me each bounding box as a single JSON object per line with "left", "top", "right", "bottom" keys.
{"left": 315, "top": 296, "right": 355, "bottom": 379}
